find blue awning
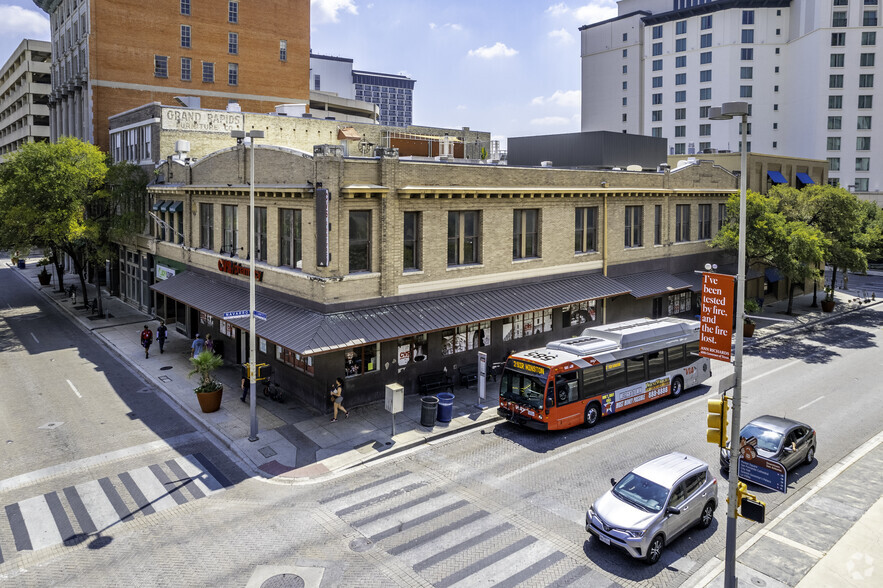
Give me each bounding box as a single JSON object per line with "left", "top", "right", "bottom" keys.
{"left": 765, "top": 267, "right": 782, "bottom": 283}
{"left": 767, "top": 170, "right": 788, "bottom": 184}
{"left": 796, "top": 173, "right": 814, "bottom": 185}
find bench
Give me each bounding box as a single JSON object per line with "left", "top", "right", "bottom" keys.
{"left": 458, "top": 363, "right": 479, "bottom": 388}
{"left": 418, "top": 371, "right": 453, "bottom": 395}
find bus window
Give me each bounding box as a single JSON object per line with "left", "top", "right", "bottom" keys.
{"left": 648, "top": 350, "right": 665, "bottom": 378}
{"left": 685, "top": 340, "right": 700, "bottom": 362}
{"left": 605, "top": 361, "right": 626, "bottom": 391}
{"left": 555, "top": 372, "right": 579, "bottom": 405}
{"left": 667, "top": 344, "right": 686, "bottom": 371}
{"left": 582, "top": 365, "right": 604, "bottom": 399}
{"left": 626, "top": 355, "right": 646, "bottom": 385}
{"left": 499, "top": 370, "right": 546, "bottom": 410}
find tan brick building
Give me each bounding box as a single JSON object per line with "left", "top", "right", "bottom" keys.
{"left": 35, "top": 0, "right": 309, "bottom": 152}
{"left": 667, "top": 153, "right": 829, "bottom": 195}
{"left": 144, "top": 146, "right": 748, "bottom": 411}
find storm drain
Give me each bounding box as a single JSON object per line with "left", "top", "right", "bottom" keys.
{"left": 260, "top": 574, "right": 305, "bottom": 588}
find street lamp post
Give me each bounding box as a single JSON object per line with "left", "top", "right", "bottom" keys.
{"left": 231, "top": 128, "right": 264, "bottom": 442}
{"left": 709, "top": 101, "right": 749, "bottom": 588}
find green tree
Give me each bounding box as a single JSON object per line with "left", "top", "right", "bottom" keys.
{"left": 0, "top": 138, "right": 107, "bottom": 301}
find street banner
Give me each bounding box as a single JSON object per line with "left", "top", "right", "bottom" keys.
{"left": 699, "top": 272, "right": 735, "bottom": 362}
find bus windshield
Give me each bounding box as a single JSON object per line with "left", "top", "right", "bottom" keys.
{"left": 499, "top": 370, "right": 546, "bottom": 410}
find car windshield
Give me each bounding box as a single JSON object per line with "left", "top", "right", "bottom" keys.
{"left": 499, "top": 370, "right": 546, "bottom": 410}
{"left": 612, "top": 472, "right": 669, "bottom": 513}
{"left": 741, "top": 423, "right": 785, "bottom": 453}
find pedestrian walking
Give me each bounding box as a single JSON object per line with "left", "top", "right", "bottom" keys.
{"left": 156, "top": 320, "right": 168, "bottom": 354}
{"left": 204, "top": 334, "right": 214, "bottom": 354}
{"left": 240, "top": 363, "right": 249, "bottom": 403}
{"left": 191, "top": 334, "right": 205, "bottom": 358}
{"left": 140, "top": 325, "right": 153, "bottom": 359}
{"left": 329, "top": 377, "right": 349, "bottom": 422}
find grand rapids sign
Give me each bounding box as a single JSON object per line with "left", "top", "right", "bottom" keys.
{"left": 162, "top": 108, "right": 244, "bottom": 133}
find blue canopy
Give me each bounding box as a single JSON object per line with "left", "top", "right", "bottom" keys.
{"left": 796, "top": 172, "right": 814, "bottom": 185}
{"left": 767, "top": 170, "right": 788, "bottom": 184}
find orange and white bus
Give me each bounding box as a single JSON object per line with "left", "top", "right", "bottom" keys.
{"left": 497, "top": 317, "right": 711, "bottom": 431}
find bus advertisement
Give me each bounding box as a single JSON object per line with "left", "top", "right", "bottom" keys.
{"left": 498, "top": 317, "right": 712, "bottom": 431}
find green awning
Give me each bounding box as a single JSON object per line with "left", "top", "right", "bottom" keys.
{"left": 167, "top": 201, "right": 183, "bottom": 213}
{"left": 151, "top": 200, "right": 166, "bottom": 211}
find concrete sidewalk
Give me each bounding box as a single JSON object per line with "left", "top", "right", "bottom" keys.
{"left": 6, "top": 253, "right": 502, "bottom": 484}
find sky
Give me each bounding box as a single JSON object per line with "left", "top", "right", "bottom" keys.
{"left": 0, "top": 0, "right": 620, "bottom": 147}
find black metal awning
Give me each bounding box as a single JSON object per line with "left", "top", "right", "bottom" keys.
{"left": 614, "top": 271, "right": 693, "bottom": 299}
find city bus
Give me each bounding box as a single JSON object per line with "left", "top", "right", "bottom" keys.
{"left": 497, "top": 317, "right": 711, "bottom": 431}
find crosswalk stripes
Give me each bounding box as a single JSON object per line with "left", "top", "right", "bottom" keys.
{"left": 1, "top": 453, "right": 230, "bottom": 560}
{"left": 326, "top": 471, "right": 592, "bottom": 587}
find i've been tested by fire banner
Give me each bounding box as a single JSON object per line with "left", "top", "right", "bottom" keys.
{"left": 699, "top": 272, "right": 735, "bottom": 362}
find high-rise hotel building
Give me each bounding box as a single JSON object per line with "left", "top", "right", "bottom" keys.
{"left": 581, "top": 0, "right": 881, "bottom": 195}
{"left": 34, "top": 0, "right": 310, "bottom": 151}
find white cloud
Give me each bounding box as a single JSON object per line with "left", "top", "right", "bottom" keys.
{"left": 572, "top": 2, "right": 617, "bottom": 25}
{"left": 0, "top": 6, "right": 49, "bottom": 38}
{"left": 531, "top": 90, "right": 581, "bottom": 108}
{"left": 530, "top": 116, "right": 571, "bottom": 126}
{"left": 546, "top": 3, "right": 570, "bottom": 17}
{"left": 429, "top": 22, "right": 437, "bottom": 29}
{"left": 548, "top": 28, "right": 573, "bottom": 43}
{"left": 456, "top": 105, "right": 467, "bottom": 111}
{"left": 448, "top": 23, "right": 463, "bottom": 31}
{"left": 311, "top": 0, "right": 358, "bottom": 24}
{"left": 467, "top": 42, "right": 518, "bottom": 59}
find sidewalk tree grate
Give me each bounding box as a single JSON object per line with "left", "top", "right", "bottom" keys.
{"left": 260, "top": 574, "right": 305, "bottom": 588}
{"left": 349, "top": 537, "right": 373, "bottom": 552}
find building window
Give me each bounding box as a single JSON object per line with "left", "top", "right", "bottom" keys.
{"left": 718, "top": 203, "right": 727, "bottom": 231}
{"left": 701, "top": 15, "right": 713, "bottom": 29}
{"left": 698, "top": 34, "right": 712, "bottom": 52}
{"left": 859, "top": 74, "right": 875, "bottom": 87}
{"left": 229, "top": 32, "right": 238, "bottom": 54}
{"left": 448, "top": 211, "right": 480, "bottom": 266}
{"left": 202, "top": 61, "right": 214, "bottom": 83}
{"left": 742, "top": 29, "right": 754, "bottom": 43}
{"left": 675, "top": 73, "right": 686, "bottom": 85}
{"left": 830, "top": 95, "right": 844, "bottom": 108}
{"left": 698, "top": 204, "right": 712, "bottom": 240}
{"left": 827, "top": 137, "right": 842, "bottom": 150}
{"left": 859, "top": 95, "right": 874, "bottom": 108}
{"left": 622, "top": 97, "right": 627, "bottom": 106}
{"left": 622, "top": 49, "right": 627, "bottom": 57}
{"left": 830, "top": 74, "right": 844, "bottom": 88}
{"left": 676, "top": 204, "right": 691, "bottom": 242}
{"left": 860, "top": 53, "right": 875, "bottom": 66}
{"left": 832, "top": 33, "right": 846, "bottom": 46}
{"left": 652, "top": 59, "right": 662, "bottom": 71}
{"left": 742, "top": 10, "right": 754, "bottom": 25}
{"left": 622, "top": 64, "right": 628, "bottom": 74}
{"left": 676, "top": 55, "right": 687, "bottom": 68}
{"left": 857, "top": 136, "right": 871, "bottom": 150}
{"left": 575, "top": 207, "right": 598, "bottom": 254}
{"left": 864, "top": 10, "right": 878, "bottom": 26}
{"left": 856, "top": 157, "right": 871, "bottom": 171}
{"left": 653, "top": 25, "right": 662, "bottom": 39}
{"left": 654, "top": 205, "right": 662, "bottom": 245}
{"left": 622, "top": 81, "right": 628, "bottom": 90}
{"left": 652, "top": 93, "right": 662, "bottom": 105}
{"left": 857, "top": 115, "right": 872, "bottom": 129}
{"left": 831, "top": 53, "right": 845, "bottom": 67}
{"left": 501, "top": 310, "right": 553, "bottom": 342}
{"left": 403, "top": 211, "right": 420, "bottom": 270}
{"left": 828, "top": 116, "right": 842, "bottom": 129}
{"left": 228, "top": 1, "right": 238, "bottom": 24}
{"left": 181, "top": 25, "right": 191, "bottom": 48}
{"left": 624, "top": 206, "right": 643, "bottom": 248}
{"left": 741, "top": 48, "right": 754, "bottom": 60}
{"left": 699, "top": 123, "right": 711, "bottom": 136}
{"left": 513, "top": 209, "right": 539, "bottom": 260}
{"left": 700, "top": 69, "right": 712, "bottom": 82}
{"left": 700, "top": 87, "right": 711, "bottom": 100}
{"left": 675, "top": 91, "right": 686, "bottom": 102}
{"left": 349, "top": 210, "right": 371, "bottom": 273}
{"left": 652, "top": 42, "right": 662, "bottom": 56}
{"left": 740, "top": 85, "right": 753, "bottom": 97}
{"left": 676, "top": 20, "right": 687, "bottom": 34}
{"left": 675, "top": 38, "right": 686, "bottom": 52}
{"left": 248, "top": 206, "right": 267, "bottom": 262}
{"left": 623, "top": 33, "right": 628, "bottom": 42}
{"left": 829, "top": 157, "right": 841, "bottom": 171}
{"left": 228, "top": 62, "right": 238, "bottom": 85}
{"left": 855, "top": 178, "right": 869, "bottom": 192}
{"left": 280, "top": 40, "right": 287, "bottom": 61}
{"left": 154, "top": 55, "right": 168, "bottom": 78}
{"left": 181, "top": 57, "right": 191, "bottom": 81}
{"left": 181, "top": 0, "right": 190, "bottom": 15}
{"left": 675, "top": 108, "right": 686, "bottom": 120}
{"left": 675, "top": 125, "right": 686, "bottom": 137}
{"left": 344, "top": 343, "right": 379, "bottom": 377}
{"left": 442, "top": 321, "right": 491, "bottom": 355}
{"left": 199, "top": 204, "right": 213, "bottom": 250}
{"left": 699, "top": 106, "right": 710, "bottom": 118}
{"left": 700, "top": 51, "right": 712, "bottom": 64}
{"left": 833, "top": 11, "right": 847, "bottom": 27}
{"left": 651, "top": 127, "right": 662, "bottom": 138}
{"left": 652, "top": 110, "right": 662, "bottom": 121}
{"left": 652, "top": 76, "right": 663, "bottom": 88}
{"left": 279, "top": 209, "right": 302, "bottom": 269}
{"left": 741, "top": 66, "right": 753, "bottom": 79}
{"left": 277, "top": 347, "right": 314, "bottom": 375}
{"left": 862, "top": 31, "right": 877, "bottom": 45}
{"left": 222, "top": 205, "right": 237, "bottom": 253}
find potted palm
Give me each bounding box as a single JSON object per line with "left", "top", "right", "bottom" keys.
{"left": 743, "top": 298, "right": 760, "bottom": 338}
{"left": 189, "top": 350, "right": 225, "bottom": 413}
{"left": 821, "top": 286, "right": 836, "bottom": 312}
{"left": 37, "top": 259, "right": 52, "bottom": 286}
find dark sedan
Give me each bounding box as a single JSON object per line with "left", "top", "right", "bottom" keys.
{"left": 720, "top": 415, "right": 816, "bottom": 473}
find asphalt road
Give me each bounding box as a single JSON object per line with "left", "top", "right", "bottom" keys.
{"left": 1, "top": 263, "right": 881, "bottom": 587}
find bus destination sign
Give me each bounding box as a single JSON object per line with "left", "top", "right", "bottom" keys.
{"left": 508, "top": 359, "right": 547, "bottom": 378}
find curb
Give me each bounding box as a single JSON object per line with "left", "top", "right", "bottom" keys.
{"left": 748, "top": 298, "right": 883, "bottom": 345}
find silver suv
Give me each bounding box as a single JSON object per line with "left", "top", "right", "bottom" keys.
{"left": 586, "top": 452, "right": 718, "bottom": 565}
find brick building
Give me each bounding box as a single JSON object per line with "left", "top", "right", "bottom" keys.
{"left": 34, "top": 0, "right": 309, "bottom": 152}
{"left": 144, "top": 146, "right": 752, "bottom": 412}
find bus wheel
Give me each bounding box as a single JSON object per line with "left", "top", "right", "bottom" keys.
{"left": 671, "top": 376, "right": 684, "bottom": 398}
{"left": 584, "top": 402, "right": 601, "bottom": 428}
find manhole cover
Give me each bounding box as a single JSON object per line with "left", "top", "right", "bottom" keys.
{"left": 260, "top": 574, "right": 305, "bottom": 588}
{"left": 349, "top": 537, "right": 373, "bottom": 552}
{"left": 750, "top": 577, "right": 767, "bottom": 587}
{"left": 258, "top": 446, "right": 278, "bottom": 458}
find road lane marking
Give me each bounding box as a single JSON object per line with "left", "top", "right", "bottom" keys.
{"left": 743, "top": 357, "right": 804, "bottom": 385}
{"left": 72, "top": 480, "right": 120, "bottom": 531}
{"left": 30, "top": 332, "right": 39, "bottom": 344}
{"left": 66, "top": 379, "right": 82, "bottom": 398}
{"left": 799, "top": 396, "right": 825, "bottom": 411}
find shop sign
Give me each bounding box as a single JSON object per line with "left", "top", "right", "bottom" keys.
{"left": 218, "top": 259, "right": 263, "bottom": 282}
{"left": 156, "top": 264, "right": 176, "bottom": 280}
{"left": 162, "top": 108, "right": 243, "bottom": 133}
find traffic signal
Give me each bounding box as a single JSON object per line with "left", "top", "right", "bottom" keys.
{"left": 730, "top": 481, "right": 766, "bottom": 523}
{"left": 707, "top": 396, "right": 729, "bottom": 448}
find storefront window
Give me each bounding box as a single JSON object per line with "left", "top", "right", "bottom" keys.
{"left": 441, "top": 321, "right": 490, "bottom": 355}
{"left": 276, "top": 346, "right": 314, "bottom": 375}
{"left": 561, "top": 301, "right": 597, "bottom": 327}
{"left": 345, "top": 343, "right": 379, "bottom": 376}
{"left": 397, "top": 334, "right": 427, "bottom": 366}
{"left": 668, "top": 291, "right": 692, "bottom": 315}
{"left": 502, "top": 309, "right": 553, "bottom": 342}
{"left": 199, "top": 312, "right": 214, "bottom": 328}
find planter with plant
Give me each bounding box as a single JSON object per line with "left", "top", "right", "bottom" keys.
{"left": 743, "top": 298, "right": 760, "bottom": 337}
{"left": 37, "top": 259, "right": 52, "bottom": 285}
{"left": 821, "top": 286, "right": 836, "bottom": 312}
{"left": 189, "top": 350, "right": 225, "bottom": 413}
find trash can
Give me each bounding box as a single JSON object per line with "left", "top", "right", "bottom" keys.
{"left": 17, "top": 259, "right": 25, "bottom": 269}
{"left": 436, "top": 392, "right": 455, "bottom": 423}
{"left": 420, "top": 396, "right": 438, "bottom": 427}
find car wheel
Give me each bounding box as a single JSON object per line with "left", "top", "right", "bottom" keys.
{"left": 645, "top": 535, "right": 664, "bottom": 565}
{"left": 584, "top": 402, "right": 601, "bottom": 428}
{"left": 670, "top": 376, "right": 684, "bottom": 398}
{"left": 698, "top": 502, "right": 715, "bottom": 529}
{"left": 805, "top": 445, "right": 815, "bottom": 465}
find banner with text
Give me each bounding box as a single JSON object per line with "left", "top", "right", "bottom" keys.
{"left": 699, "top": 272, "right": 735, "bottom": 362}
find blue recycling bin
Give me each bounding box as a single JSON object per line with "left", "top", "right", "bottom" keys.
{"left": 17, "top": 259, "right": 25, "bottom": 269}
{"left": 436, "top": 392, "right": 455, "bottom": 423}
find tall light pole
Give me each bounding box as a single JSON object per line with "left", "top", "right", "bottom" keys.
{"left": 231, "top": 128, "right": 264, "bottom": 442}
{"left": 709, "top": 101, "right": 749, "bottom": 588}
